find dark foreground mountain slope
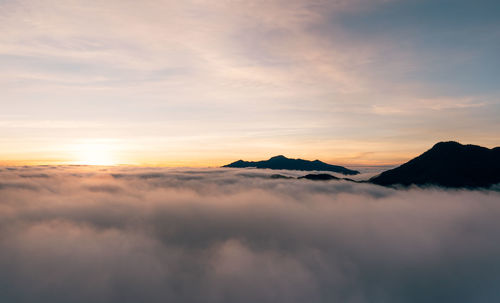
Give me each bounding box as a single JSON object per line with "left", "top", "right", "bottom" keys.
{"left": 370, "top": 141, "right": 500, "bottom": 188}
{"left": 223, "top": 155, "right": 359, "bottom": 175}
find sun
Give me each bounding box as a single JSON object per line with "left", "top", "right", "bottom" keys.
{"left": 73, "top": 143, "right": 117, "bottom": 166}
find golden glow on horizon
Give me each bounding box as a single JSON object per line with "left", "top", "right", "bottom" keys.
{"left": 1, "top": 0, "right": 498, "bottom": 170}
{"left": 1, "top": 137, "right": 496, "bottom": 167}
{"left": 72, "top": 143, "right": 117, "bottom": 166}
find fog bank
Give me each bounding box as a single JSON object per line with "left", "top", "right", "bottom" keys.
{"left": 1, "top": 166, "right": 499, "bottom": 303}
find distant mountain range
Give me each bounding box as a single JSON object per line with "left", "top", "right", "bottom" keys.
{"left": 370, "top": 141, "right": 500, "bottom": 188}
{"left": 223, "top": 155, "right": 360, "bottom": 175}
{"left": 225, "top": 141, "right": 500, "bottom": 188}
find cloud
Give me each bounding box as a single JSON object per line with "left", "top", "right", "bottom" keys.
{"left": 0, "top": 166, "right": 499, "bottom": 302}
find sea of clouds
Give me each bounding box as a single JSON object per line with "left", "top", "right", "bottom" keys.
{"left": 0, "top": 165, "right": 499, "bottom": 303}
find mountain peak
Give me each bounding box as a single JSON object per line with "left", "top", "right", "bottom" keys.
{"left": 432, "top": 141, "right": 461, "bottom": 149}
{"left": 370, "top": 141, "right": 500, "bottom": 188}
{"left": 223, "top": 156, "right": 359, "bottom": 175}
{"left": 269, "top": 155, "right": 287, "bottom": 160}
{"left": 430, "top": 141, "right": 468, "bottom": 153}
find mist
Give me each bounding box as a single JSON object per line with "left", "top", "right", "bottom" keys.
{"left": 1, "top": 166, "right": 499, "bottom": 303}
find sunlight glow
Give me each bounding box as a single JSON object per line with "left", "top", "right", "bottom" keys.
{"left": 73, "top": 143, "right": 117, "bottom": 166}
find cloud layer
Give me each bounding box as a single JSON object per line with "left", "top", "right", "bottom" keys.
{"left": 1, "top": 166, "right": 499, "bottom": 302}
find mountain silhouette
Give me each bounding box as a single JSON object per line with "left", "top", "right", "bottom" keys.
{"left": 223, "top": 155, "right": 360, "bottom": 175}
{"left": 298, "top": 174, "right": 340, "bottom": 181}
{"left": 370, "top": 141, "right": 500, "bottom": 188}
{"left": 298, "top": 173, "right": 359, "bottom": 182}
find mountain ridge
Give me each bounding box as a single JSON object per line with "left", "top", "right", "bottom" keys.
{"left": 223, "top": 155, "right": 360, "bottom": 175}
{"left": 369, "top": 141, "right": 500, "bottom": 188}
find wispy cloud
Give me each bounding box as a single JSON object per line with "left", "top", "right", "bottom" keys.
{"left": 1, "top": 0, "right": 499, "bottom": 164}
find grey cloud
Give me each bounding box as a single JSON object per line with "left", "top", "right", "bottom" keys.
{"left": 83, "top": 184, "right": 124, "bottom": 193}
{"left": 0, "top": 166, "right": 499, "bottom": 302}
{"left": 18, "top": 173, "right": 50, "bottom": 178}
{"left": 0, "top": 182, "right": 39, "bottom": 191}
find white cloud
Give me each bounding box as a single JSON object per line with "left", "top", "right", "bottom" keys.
{"left": 0, "top": 166, "right": 499, "bottom": 302}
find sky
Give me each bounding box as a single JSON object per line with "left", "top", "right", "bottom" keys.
{"left": 1, "top": 0, "right": 499, "bottom": 166}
